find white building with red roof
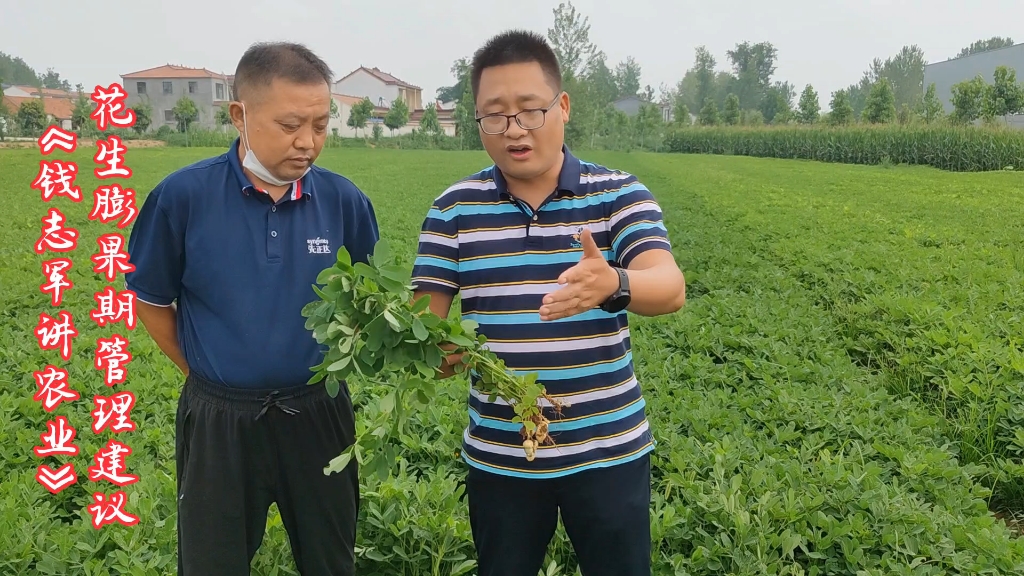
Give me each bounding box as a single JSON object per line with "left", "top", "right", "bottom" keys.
{"left": 2, "top": 84, "right": 76, "bottom": 130}
{"left": 120, "top": 64, "right": 233, "bottom": 131}
{"left": 332, "top": 66, "right": 423, "bottom": 112}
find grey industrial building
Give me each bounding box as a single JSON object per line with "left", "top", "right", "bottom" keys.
{"left": 923, "top": 42, "right": 1024, "bottom": 128}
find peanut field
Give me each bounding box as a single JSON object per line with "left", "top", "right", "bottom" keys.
{"left": 1, "top": 145, "right": 1022, "bottom": 575}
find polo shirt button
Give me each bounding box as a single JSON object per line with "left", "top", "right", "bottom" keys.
{"left": 272, "top": 206, "right": 277, "bottom": 212}
{"left": 533, "top": 215, "right": 538, "bottom": 221}
{"left": 271, "top": 231, "right": 278, "bottom": 237}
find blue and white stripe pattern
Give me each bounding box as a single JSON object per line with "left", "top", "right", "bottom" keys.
{"left": 411, "top": 147, "right": 672, "bottom": 478}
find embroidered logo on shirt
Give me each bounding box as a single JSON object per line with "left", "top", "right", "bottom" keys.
{"left": 306, "top": 237, "right": 331, "bottom": 254}
{"left": 570, "top": 226, "right": 584, "bottom": 249}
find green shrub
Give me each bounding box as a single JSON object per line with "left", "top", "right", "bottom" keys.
{"left": 157, "top": 128, "right": 236, "bottom": 148}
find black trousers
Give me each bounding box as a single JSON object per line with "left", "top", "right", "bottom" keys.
{"left": 466, "top": 453, "right": 652, "bottom": 576}
{"left": 175, "top": 372, "right": 359, "bottom": 575}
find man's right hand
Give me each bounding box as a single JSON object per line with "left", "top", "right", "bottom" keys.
{"left": 137, "top": 301, "right": 190, "bottom": 377}
{"left": 412, "top": 290, "right": 465, "bottom": 379}
{"left": 437, "top": 343, "right": 466, "bottom": 379}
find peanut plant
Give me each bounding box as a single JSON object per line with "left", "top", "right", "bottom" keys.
{"left": 301, "top": 239, "right": 563, "bottom": 480}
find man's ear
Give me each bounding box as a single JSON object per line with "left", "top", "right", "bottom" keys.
{"left": 228, "top": 101, "right": 246, "bottom": 133}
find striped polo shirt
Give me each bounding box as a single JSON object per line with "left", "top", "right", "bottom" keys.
{"left": 410, "top": 146, "right": 673, "bottom": 479}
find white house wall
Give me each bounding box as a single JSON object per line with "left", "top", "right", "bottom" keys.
{"left": 328, "top": 100, "right": 355, "bottom": 137}
{"left": 122, "top": 76, "right": 229, "bottom": 131}
{"left": 333, "top": 71, "right": 399, "bottom": 108}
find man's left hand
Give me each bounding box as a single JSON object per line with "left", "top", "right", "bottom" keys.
{"left": 540, "top": 228, "right": 619, "bottom": 321}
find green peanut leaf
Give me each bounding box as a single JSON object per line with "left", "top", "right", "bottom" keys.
{"left": 412, "top": 319, "right": 428, "bottom": 341}
{"left": 425, "top": 345, "right": 442, "bottom": 368}
{"left": 335, "top": 246, "right": 352, "bottom": 266}
{"left": 300, "top": 300, "right": 321, "bottom": 318}
{"left": 324, "top": 449, "right": 353, "bottom": 475}
{"left": 377, "top": 275, "right": 407, "bottom": 293}
{"left": 373, "top": 238, "right": 393, "bottom": 265}
{"left": 415, "top": 389, "right": 430, "bottom": 406}
{"left": 316, "top": 268, "right": 338, "bottom": 284}
{"left": 325, "top": 375, "right": 340, "bottom": 398}
{"left": 312, "top": 284, "right": 329, "bottom": 301}
{"left": 354, "top": 262, "right": 377, "bottom": 280}
{"left": 339, "top": 337, "right": 353, "bottom": 355}
{"left": 447, "top": 335, "right": 474, "bottom": 348}
{"left": 379, "top": 392, "right": 396, "bottom": 414}
{"left": 379, "top": 264, "right": 408, "bottom": 283}
{"left": 411, "top": 294, "right": 431, "bottom": 314}
{"left": 328, "top": 356, "right": 351, "bottom": 372}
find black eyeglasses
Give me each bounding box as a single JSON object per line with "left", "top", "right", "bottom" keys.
{"left": 475, "top": 93, "right": 563, "bottom": 135}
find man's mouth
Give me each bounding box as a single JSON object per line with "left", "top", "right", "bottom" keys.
{"left": 507, "top": 144, "right": 532, "bottom": 159}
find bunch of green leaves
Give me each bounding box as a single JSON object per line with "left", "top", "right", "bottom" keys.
{"left": 301, "top": 239, "right": 555, "bottom": 481}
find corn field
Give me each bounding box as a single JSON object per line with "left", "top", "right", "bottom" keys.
{"left": 663, "top": 124, "right": 1024, "bottom": 172}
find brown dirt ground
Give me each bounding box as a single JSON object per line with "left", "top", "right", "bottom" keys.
{"left": 995, "top": 510, "right": 1022, "bottom": 536}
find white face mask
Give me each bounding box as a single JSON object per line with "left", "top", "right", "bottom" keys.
{"left": 239, "top": 103, "right": 310, "bottom": 187}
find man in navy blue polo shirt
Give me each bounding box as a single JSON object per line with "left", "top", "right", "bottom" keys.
{"left": 411, "top": 30, "right": 687, "bottom": 576}
{"left": 125, "top": 42, "right": 378, "bottom": 575}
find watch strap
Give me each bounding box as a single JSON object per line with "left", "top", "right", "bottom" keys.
{"left": 600, "top": 266, "right": 630, "bottom": 312}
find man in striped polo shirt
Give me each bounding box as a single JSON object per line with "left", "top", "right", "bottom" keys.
{"left": 411, "top": 30, "right": 686, "bottom": 576}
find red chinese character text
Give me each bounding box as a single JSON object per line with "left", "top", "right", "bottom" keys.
{"left": 93, "top": 136, "right": 132, "bottom": 179}
{"left": 35, "top": 311, "right": 79, "bottom": 361}
{"left": 90, "top": 83, "right": 136, "bottom": 131}
{"left": 34, "top": 208, "right": 79, "bottom": 255}
{"left": 40, "top": 258, "right": 74, "bottom": 307}
{"left": 34, "top": 415, "right": 80, "bottom": 457}
{"left": 37, "top": 125, "right": 78, "bottom": 155}
{"left": 89, "top": 184, "right": 138, "bottom": 228}
{"left": 88, "top": 439, "right": 139, "bottom": 487}
{"left": 33, "top": 365, "right": 81, "bottom": 412}
{"left": 91, "top": 287, "right": 136, "bottom": 330}
{"left": 92, "top": 392, "right": 137, "bottom": 434}
{"left": 91, "top": 233, "right": 135, "bottom": 281}
{"left": 95, "top": 334, "right": 132, "bottom": 387}
{"left": 31, "top": 160, "right": 82, "bottom": 202}
{"left": 87, "top": 491, "right": 139, "bottom": 529}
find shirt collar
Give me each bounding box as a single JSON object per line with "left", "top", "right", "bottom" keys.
{"left": 227, "top": 137, "right": 312, "bottom": 202}
{"left": 494, "top": 144, "right": 582, "bottom": 200}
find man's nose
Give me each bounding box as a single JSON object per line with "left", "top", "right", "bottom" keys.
{"left": 294, "top": 125, "right": 315, "bottom": 149}
{"left": 504, "top": 117, "right": 528, "bottom": 139}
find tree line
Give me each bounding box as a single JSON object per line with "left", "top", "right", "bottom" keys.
{"left": 1, "top": 25, "right": 1021, "bottom": 146}
{"left": 428, "top": 2, "right": 1021, "bottom": 151}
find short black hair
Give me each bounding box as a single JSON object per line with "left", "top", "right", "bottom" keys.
{"left": 470, "top": 30, "right": 562, "bottom": 99}
{"left": 233, "top": 42, "right": 333, "bottom": 102}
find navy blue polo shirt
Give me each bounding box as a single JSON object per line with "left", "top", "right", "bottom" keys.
{"left": 125, "top": 138, "right": 379, "bottom": 389}
{"left": 411, "top": 146, "right": 673, "bottom": 478}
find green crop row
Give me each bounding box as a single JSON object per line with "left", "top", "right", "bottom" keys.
{"left": 662, "top": 124, "right": 1024, "bottom": 172}
{"left": 699, "top": 155, "right": 1024, "bottom": 511}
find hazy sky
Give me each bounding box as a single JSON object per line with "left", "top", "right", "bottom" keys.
{"left": 4, "top": 0, "right": 1019, "bottom": 108}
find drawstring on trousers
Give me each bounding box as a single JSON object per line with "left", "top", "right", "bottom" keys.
{"left": 254, "top": 390, "right": 301, "bottom": 420}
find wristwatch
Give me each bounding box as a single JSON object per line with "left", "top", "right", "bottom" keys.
{"left": 599, "top": 266, "right": 631, "bottom": 313}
